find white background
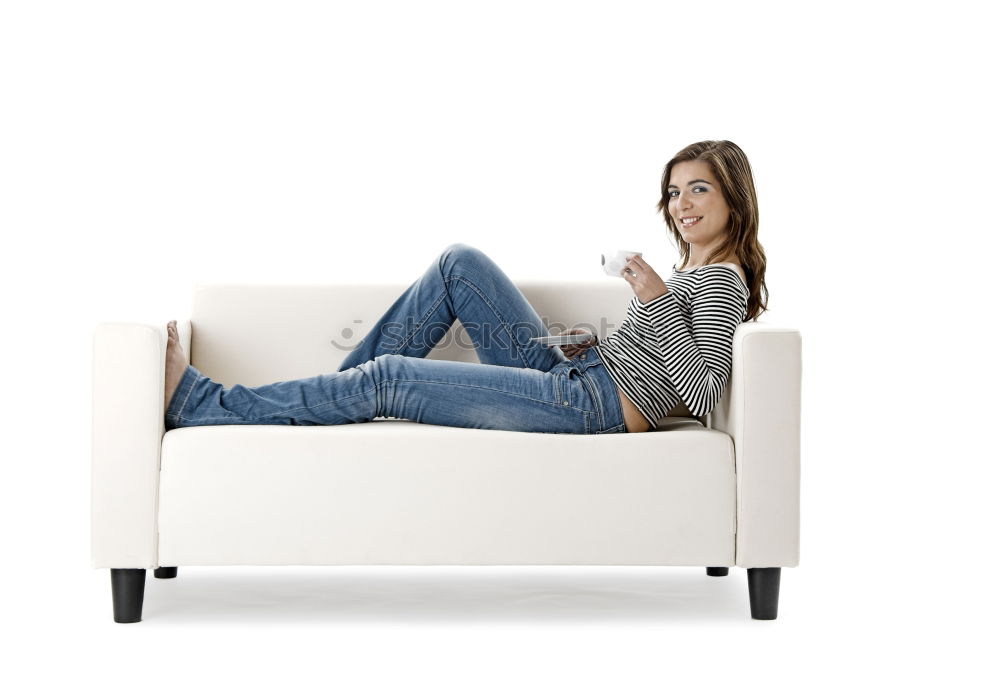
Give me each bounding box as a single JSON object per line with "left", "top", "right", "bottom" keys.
{"left": 2, "top": 0, "right": 997, "bottom": 674}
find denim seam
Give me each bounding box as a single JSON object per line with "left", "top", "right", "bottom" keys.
{"left": 578, "top": 372, "right": 605, "bottom": 431}
{"left": 170, "top": 365, "right": 199, "bottom": 424}
{"left": 444, "top": 273, "right": 533, "bottom": 368}
{"left": 382, "top": 377, "right": 588, "bottom": 413}
{"left": 176, "top": 385, "right": 378, "bottom": 423}
{"left": 394, "top": 287, "right": 451, "bottom": 354}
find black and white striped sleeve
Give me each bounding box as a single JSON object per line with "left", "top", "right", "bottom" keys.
{"left": 632, "top": 269, "right": 748, "bottom": 416}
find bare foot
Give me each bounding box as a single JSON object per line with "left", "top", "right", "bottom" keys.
{"left": 164, "top": 320, "right": 188, "bottom": 415}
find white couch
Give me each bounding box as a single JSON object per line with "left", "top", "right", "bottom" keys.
{"left": 92, "top": 281, "right": 801, "bottom": 622}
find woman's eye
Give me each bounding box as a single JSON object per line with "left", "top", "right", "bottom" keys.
{"left": 667, "top": 186, "right": 706, "bottom": 198}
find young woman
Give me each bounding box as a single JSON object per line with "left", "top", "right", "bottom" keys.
{"left": 163, "top": 139, "right": 768, "bottom": 435}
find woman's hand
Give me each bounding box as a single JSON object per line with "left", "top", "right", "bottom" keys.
{"left": 557, "top": 328, "right": 597, "bottom": 358}
{"left": 621, "top": 254, "right": 669, "bottom": 304}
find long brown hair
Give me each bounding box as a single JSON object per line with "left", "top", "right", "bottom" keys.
{"left": 656, "top": 140, "right": 769, "bottom": 322}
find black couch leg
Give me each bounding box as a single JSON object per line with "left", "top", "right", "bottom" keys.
{"left": 747, "top": 567, "right": 781, "bottom": 620}
{"left": 154, "top": 567, "right": 177, "bottom": 579}
{"left": 706, "top": 567, "right": 729, "bottom": 576}
{"left": 110, "top": 569, "right": 146, "bottom": 623}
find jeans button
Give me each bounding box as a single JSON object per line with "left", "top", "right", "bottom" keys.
{"left": 563, "top": 401, "right": 569, "bottom": 406}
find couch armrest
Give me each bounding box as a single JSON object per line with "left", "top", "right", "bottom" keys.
{"left": 91, "top": 320, "right": 191, "bottom": 569}
{"left": 708, "top": 322, "right": 802, "bottom": 568}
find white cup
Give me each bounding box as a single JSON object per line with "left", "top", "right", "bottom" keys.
{"left": 601, "top": 250, "right": 642, "bottom": 277}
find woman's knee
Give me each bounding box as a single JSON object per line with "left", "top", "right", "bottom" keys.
{"left": 441, "top": 242, "right": 487, "bottom": 268}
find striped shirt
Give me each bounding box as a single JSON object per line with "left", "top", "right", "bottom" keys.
{"left": 594, "top": 262, "right": 750, "bottom": 430}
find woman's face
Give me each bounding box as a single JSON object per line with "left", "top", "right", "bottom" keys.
{"left": 666, "top": 160, "right": 731, "bottom": 248}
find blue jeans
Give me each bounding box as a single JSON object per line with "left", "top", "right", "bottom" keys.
{"left": 165, "top": 243, "right": 627, "bottom": 435}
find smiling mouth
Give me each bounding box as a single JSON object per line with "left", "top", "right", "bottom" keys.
{"left": 680, "top": 216, "right": 703, "bottom": 228}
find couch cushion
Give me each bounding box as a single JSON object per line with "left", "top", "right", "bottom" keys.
{"left": 157, "top": 419, "right": 736, "bottom": 566}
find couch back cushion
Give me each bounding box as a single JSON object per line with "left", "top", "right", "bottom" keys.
{"left": 190, "top": 281, "right": 697, "bottom": 419}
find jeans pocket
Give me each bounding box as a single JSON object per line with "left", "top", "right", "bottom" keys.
{"left": 575, "top": 370, "right": 596, "bottom": 414}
